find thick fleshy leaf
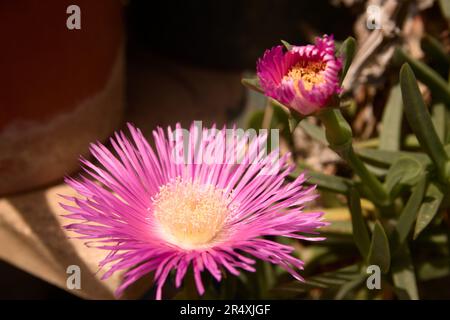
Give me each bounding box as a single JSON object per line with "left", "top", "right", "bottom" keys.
{"left": 274, "top": 264, "right": 361, "bottom": 296}
{"left": 271, "top": 104, "right": 288, "bottom": 126}
{"left": 338, "top": 37, "right": 356, "bottom": 84}
{"left": 241, "top": 77, "right": 264, "bottom": 94}
{"left": 365, "top": 164, "right": 388, "bottom": 178}
{"left": 334, "top": 273, "right": 366, "bottom": 300}
{"left": 247, "top": 103, "right": 295, "bottom": 149}
{"left": 379, "top": 84, "right": 403, "bottom": 151}
{"left": 287, "top": 107, "right": 304, "bottom": 133}
{"left": 318, "top": 108, "right": 353, "bottom": 148}
{"left": 392, "top": 245, "right": 419, "bottom": 300}
{"left": 432, "top": 103, "right": 447, "bottom": 143}
{"left": 281, "top": 40, "right": 292, "bottom": 50}
{"left": 397, "top": 52, "right": 450, "bottom": 106}
{"left": 289, "top": 169, "right": 352, "bottom": 194}
{"left": 261, "top": 98, "right": 303, "bottom": 133}
{"left": 438, "top": 0, "right": 450, "bottom": 20}
{"left": 413, "top": 182, "right": 444, "bottom": 239}
{"left": 356, "top": 148, "right": 430, "bottom": 168}
{"left": 422, "top": 34, "right": 450, "bottom": 68}
{"left": 289, "top": 117, "right": 300, "bottom": 133}
{"left": 249, "top": 261, "right": 277, "bottom": 299}
{"left": 392, "top": 176, "right": 427, "bottom": 249}
{"left": 271, "top": 104, "right": 293, "bottom": 141}
{"left": 347, "top": 188, "right": 371, "bottom": 260}
{"left": 384, "top": 157, "right": 423, "bottom": 196}
{"left": 400, "top": 63, "right": 450, "bottom": 181}
{"left": 367, "top": 221, "right": 391, "bottom": 273}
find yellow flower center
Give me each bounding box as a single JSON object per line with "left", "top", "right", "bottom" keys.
{"left": 153, "top": 178, "right": 232, "bottom": 249}
{"left": 284, "top": 60, "right": 326, "bottom": 91}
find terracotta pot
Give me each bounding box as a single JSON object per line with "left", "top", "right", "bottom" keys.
{"left": 0, "top": 0, "right": 125, "bottom": 195}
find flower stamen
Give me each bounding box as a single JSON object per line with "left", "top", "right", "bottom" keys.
{"left": 284, "top": 60, "right": 326, "bottom": 91}
{"left": 153, "top": 178, "right": 232, "bottom": 249}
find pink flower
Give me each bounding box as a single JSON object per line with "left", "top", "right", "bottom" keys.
{"left": 61, "top": 123, "right": 326, "bottom": 299}
{"left": 257, "top": 35, "right": 342, "bottom": 115}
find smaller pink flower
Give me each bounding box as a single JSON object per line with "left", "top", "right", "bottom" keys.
{"left": 257, "top": 35, "right": 343, "bottom": 115}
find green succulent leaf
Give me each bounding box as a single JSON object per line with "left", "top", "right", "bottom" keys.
{"left": 365, "top": 164, "right": 388, "bottom": 178}
{"left": 384, "top": 157, "right": 423, "bottom": 196}
{"left": 400, "top": 63, "right": 450, "bottom": 181}
{"left": 262, "top": 98, "right": 304, "bottom": 133}
{"left": 356, "top": 148, "right": 430, "bottom": 169}
{"left": 287, "top": 108, "right": 304, "bottom": 133}
{"left": 269, "top": 103, "right": 303, "bottom": 148}
{"left": 422, "top": 34, "right": 450, "bottom": 68}
{"left": 379, "top": 84, "right": 403, "bottom": 151}
{"left": 392, "top": 245, "right": 419, "bottom": 300}
{"left": 413, "top": 182, "right": 444, "bottom": 239}
{"left": 290, "top": 169, "right": 352, "bottom": 194}
{"left": 392, "top": 176, "right": 427, "bottom": 249}
{"left": 348, "top": 188, "right": 371, "bottom": 259}
{"left": 273, "top": 264, "right": 361, "bottom": 297}
{"left": 438, "top": 0, "right": 450, "bottom": 20}
{"left": 397, "top": 51, "right": 450, "bottom": 106}
{"left": 338, "top": 36, "right": 356, "bottom": 84}
{"left": 432, "top": 103, "right": 447, "bottom": 143}
{"left": 334, "top": 273, "right": 367, "bottom": 300}
{"left": 281, "top": 39, "right": 292, "bottom": 51}
{"left": 271, "top": 104, "right": 290, "bottom": 124}
{"left": 367, "top": 221, "right": 391, "bottom": 273}
{"left": 241, "top": 77, "right": 264, "bottom": 94}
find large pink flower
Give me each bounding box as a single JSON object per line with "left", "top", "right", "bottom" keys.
{"left": 257, "top": 34, "right": 342, "bottom": 115}
{"left": 61, "top": 123, "right": 326, "bottom": 299}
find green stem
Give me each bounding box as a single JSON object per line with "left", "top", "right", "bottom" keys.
{"left": 318, "top": 108, "right": 391, "bottom": 207}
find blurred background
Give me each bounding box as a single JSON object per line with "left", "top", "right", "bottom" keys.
{"left": 0, "top": 0, "right": 449, "bottom": 299}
